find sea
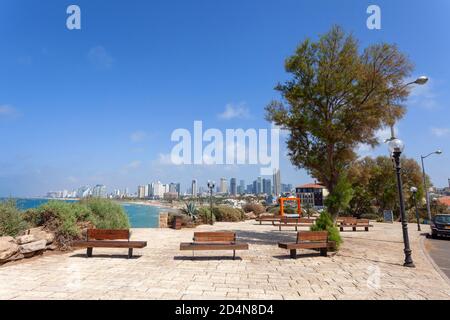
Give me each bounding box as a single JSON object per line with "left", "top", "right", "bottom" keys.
{"left": 1, "top": 198, "right": 173, "bottom": 228}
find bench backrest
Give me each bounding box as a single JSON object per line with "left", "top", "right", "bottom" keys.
{"left": 297, "top": 231, "right": 328, "bottom": 243}
{"left": 356, "top": 219, "right": 370, "bottom": 225}
{"left": 193, "top": 232, "right": 236, "bottom": 243}
{"left": 87, "top": 229, "right": 130, "bottom": 241}
{"left": 340, "top": 217, "right": 357, "bottom": 225}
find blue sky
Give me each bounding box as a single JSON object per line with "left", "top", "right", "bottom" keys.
{"left": 0, "top": 0, "right": 449, "bottom": 196}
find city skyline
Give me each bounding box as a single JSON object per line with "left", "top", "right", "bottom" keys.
{"left": 1, "top": 1, "right": 450, "bottom": 197}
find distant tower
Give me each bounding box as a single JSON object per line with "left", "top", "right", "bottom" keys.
{"left": 220, "top": 178, "right": 228, "bottom": 194}
{"left": 192, "top": 179, "right": 197, "bottom": 197}
{"left": 230, "top": 178, "right": 237, "bottom": 196}
{"left": 273, "top": 168, "right": 281, "bottom": 196}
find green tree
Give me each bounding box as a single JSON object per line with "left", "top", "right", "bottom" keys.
{"left": 265, "top": 25, "right": 413, "bottom": 219}
{"left": 347, "top": 156, "right": 428, "bottom": 219}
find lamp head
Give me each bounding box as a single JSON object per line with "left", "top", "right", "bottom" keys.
{"left": 436, "top": 149, "right": 443, "bottom": 155}
{"left": 414, "top": 76, "right": 429, "bottom": 85}
{"left": 410, "top": 187, "right": 418, "bottom": 194}
{"left": 388, "top": 138, "right": 405, "bottom": 154}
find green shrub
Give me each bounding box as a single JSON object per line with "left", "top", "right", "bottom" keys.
{"left": 182, "top": 202, "right": 198, "bottom": 221}
{"left": 359, "top": 213, "right": 380, "bottom": 220}
{"left": 23, "top": 201, "right": 91, "bottom": 247}
{"left": 197, "top": 207, "right": 215, "bottom": 224}
{"left": 268, "top": 205, "right": 296, "bottom": 215}
{"left": 310, "top": 211, "right": 342, "bottom": 250}
{"left": 82, "top": 199, "right": 130, "bottom": 229}
{"left": 243, "top": 203, "right": 266, "bottom": 216}
{"left": 0, "top": 199, "right": 28, "bottom": 237}
{"left": 213, "top": 206, "right": 245, "bottom": 222}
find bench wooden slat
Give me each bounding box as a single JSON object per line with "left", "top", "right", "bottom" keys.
{"left": 87, "top": 229, "right": 129, "bottom": 240}
{"left": 194, "top": 232, "right": 235, "bottom": 242}
{"left": 297, "top": 231, "right": 328, "bottom": 242}
{"left": 72, "top": 240, "right": 147, "bottom": 248}
{"left": 180, "top": 243, "right": 249, "bottom": 251}
{"left": 278, "top": 242, "right": 329, "bottom": 250}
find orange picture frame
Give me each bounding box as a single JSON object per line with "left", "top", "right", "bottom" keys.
{"left": 279, "top": 197, "right": 302, "bottom": 216}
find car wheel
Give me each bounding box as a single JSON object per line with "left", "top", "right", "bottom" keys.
{"left": 431, "top": 232, "right": 438, "bottom": 239}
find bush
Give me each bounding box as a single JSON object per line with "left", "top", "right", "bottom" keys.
{"left": 22, "top": 199, "right": 130, "bottom": 249}
{"left": 23, "top": 201, "right": 91, "bottom": 247}
{"left": 242, "top": 203, "right": 266, "bottom": 216}
{"left": 0, "top": 199, "right": 28, "bottom": 237}
{"left": 310, "top": 211, "right": 342, "bottom": 250}
{"left": 82, "top": 198, "right": 130, "bottom": 229}
{"left": 197, "top": 207, "right": 215, "bottom": 224}
{"left": 268, "top": 205, "right": 296, "bottom": 215}
{"left": 359, "top": 213, "right": 380, "bottom": 220}
{"left": 168, "top": 212, "right": 195, "bottom": 227}
{"left": 213, "top": 206, "right": 245, "bottom": 222}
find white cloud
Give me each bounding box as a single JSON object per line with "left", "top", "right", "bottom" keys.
{"left": 88, "top": 46, "right": 114, "bottom": 69}
{"left": 431, "top": 127, "right": 450, "bottom": 138}
{"left": 125, "top": 160, "right": 142, "bottom": 169}
{"left": 154, "top": 153, "right": 174, "bottom": 166}
{"left": 407, "top": 76, "right": 439, "bottom": 109}
{"left": 218, "top": 103, "right": 250, "bottom": 120}
{"left": 130, "top": 131, "right": 147, "bottom": 143}
{"left": 0, "top": 105, "right": 19, "bottom": 118}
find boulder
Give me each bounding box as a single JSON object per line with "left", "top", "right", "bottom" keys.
{"left": 0, "top": 236, "right": 16, "bottom": 243}
{"left": 27, "top": 227, "right": 55, "bottom": 245}
{"left": 245, "top": 211, "right": 257, "bottom": 220}
{"left": 46, "top": 244, "right": 58, "bottom": 251}
{"left": 19, "top": 239, "right": 47, "bottom": 255}
{"left": 15, "top": 234, "right": 37, "bottom": 245}
{"left": 6, "top": 252, "right": 24, "bottom": 262}
{"left": 0, "top": 240, "right": 19, "bottom": 263}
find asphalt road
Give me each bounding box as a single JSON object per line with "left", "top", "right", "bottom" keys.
{"left": 424, "top": 235, "right": 450, "bottom": 279}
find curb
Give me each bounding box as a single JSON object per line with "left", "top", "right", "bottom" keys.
{"left": 419, "top": 235, "right": 450, "bottom": 287}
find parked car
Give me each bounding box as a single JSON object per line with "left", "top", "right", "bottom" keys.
{"left": 430, "top": 214, "right": 450, "bottom": 239}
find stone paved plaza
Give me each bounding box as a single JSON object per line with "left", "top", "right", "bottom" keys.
{"left": 1, "top": 221, "right": 449, "bottom": 300}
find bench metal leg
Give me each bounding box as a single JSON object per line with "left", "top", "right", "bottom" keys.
{"left": 365, "top": 227, "right": 369, "bottom": 232}
{"left": 290, "top": 249, "right": 297, "bottom": 259}
{"left": 86, "top": 247, "right": 93, "bottom": 257}
{"left": 128, "top": 248, "right": 133, "bottom": 259}
{"left": 320, "top": 248, "right": 327, "bottom": 257}
{"left": 352, "top": 227, "right": 356, "bottom": 232}
{"left": 279, "top": 225, "right": 281, "bottom": 231}
{"left": 295, "top": 225, "right": 298, "bottom": 231}
{"left": 340, "top": 227, "right": 343, "bottom": 232}
{"left": 233, "top": 250, "right": 236, "bottom": 260}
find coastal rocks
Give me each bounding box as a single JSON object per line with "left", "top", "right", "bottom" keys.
{"left": 0, "top": 240, "right": 19, "bottom": 263}
{"left": 19, "top": 239, "right": 47, "bottom": 257}
{"left": 0, "top": 236, "right": 16, "bottom": 243}
{"left": 245, "top": 211, "right": 257, "bottom": 220}
{"left": 16, "top": 234, "right": 37, "bottom": 245}
{"left": 27, "top": 227, "right": 55, "bottom": 245}
{"left": 159, "top": 212, "right": 169, "bottom": 228}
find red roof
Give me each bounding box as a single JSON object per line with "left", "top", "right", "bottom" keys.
{"left": 296, "top": 183, "right": 325, "bottom": 189}
{"left": 438, "top": 196, "right": 450, "bottom": 207}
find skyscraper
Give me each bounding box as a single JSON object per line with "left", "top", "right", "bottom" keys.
{"left": 239, "top": 180, "right": 245, "bottom": 194}
{"left": 220, "top": 178, "right": 228, "bottom": 194}
{"left": 273, "top": 168, "right": 281, "bottom": 196}
{"left": 263, "top": 178, "right": 272, "bottom": 195}
{"left": 92, "top": 184, "right": 107, "bottom": 198}
{"left": 192, "top": 179, "right": 198, "bottom": 197}
{"left": 230, "top": 178, "right": 237, "bottom": 196}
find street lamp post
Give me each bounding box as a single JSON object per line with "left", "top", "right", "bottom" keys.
{"left": 207, "top": 180, "right": 215, "bottom": 225}
{"left": 421, "top": 150, "right": 443, "bottom": 222}
{"left": 383, "top": 76, "right": 428, "bottom": 268}
{"left": 410, "top": 187, "right": 421, "bottom": 231}
{"left": 388, "top": 138, "right": 415, "bottom": 268}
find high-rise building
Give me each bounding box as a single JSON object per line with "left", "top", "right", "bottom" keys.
{"left": 138, "top": 185, "right": 146, "bottom": 199}
{"left": 77, "top": 186, "right": 92, "bottom": 198}
{"left": 246, "top": 184, "right": 253, "bottom": 194}
{"left": 230, "top": 178, "right": 237, "bottom": 196}
{"left": 273, "top": 168, "right": 281, "bottom": 196}
{"left": 263, "top": 178, "right": 272, "bottom": 195}
{"left": 192, "top": 179, "right": 198, "bottom": 197}
{"left": 239, "top": 180, "right": 245, "bottom": 194}
{"left": 219, "top": 178, "right": 228, "bottom": 194}
{"left": 257, "top": 177, "right": 262, "bottom": 194}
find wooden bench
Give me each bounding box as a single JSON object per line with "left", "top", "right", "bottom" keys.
{"left": 273, "top": 217, "right": 315, "bottom": 231}
{"left": 338, "top": 218, "right": 373, "bottom": 232}
{"left": 278, "top": 231, "right": 329, "bottom": 259}
{"left": 255, "top": 215, "right": 283, "bottom": 225}
{"left": 72, "top": 229, "right": 147, "bottom": 258}
{"left": 179, "top": 232, "right": 249, "bottom": 260}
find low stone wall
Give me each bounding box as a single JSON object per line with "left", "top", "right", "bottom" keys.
{"left": 159, "top": 212, "right": 169, "bottom": 228}
{"left": 0, "top": 227, "right": 56, "bottom": 265}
